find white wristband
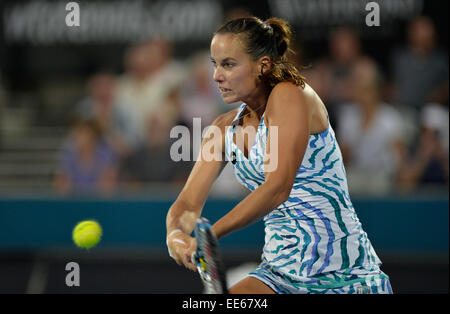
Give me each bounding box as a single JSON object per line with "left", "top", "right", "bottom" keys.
{"left": 166, "top": 229, "right": 185, "bottom": 258}
{"left": 167, "top": 229, "right": 183, "bottom": 238}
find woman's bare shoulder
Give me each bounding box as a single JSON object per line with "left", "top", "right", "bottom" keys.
{"left": 266, "top": 82, "right": 328, "bottom": 131}
{"left": 266, "top": 82, "right": 306, "bottom": 114}
{"left": 270, "top": 81, "right": 316, "bottom": 98}
{"left": 211, "top": 107, "right": 239, "bottom": 129}
{"left": 271, "top": 81, "right": 302, "bottom": 92}
{"left": 268, "top": 82, "right": 325, "bottom": 111}
{"left": 204, "top": 108, "right": 239, "bottom": 152}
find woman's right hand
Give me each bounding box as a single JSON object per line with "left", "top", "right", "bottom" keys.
{"left": 166, "top": 230, "right": 197, "bottom": 272}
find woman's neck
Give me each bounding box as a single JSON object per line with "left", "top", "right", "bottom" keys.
{"left": 245, "top": 102, "right": 266, "bottom": 120}
{"left": 243, "top": 87, "right": 270, "bottom": 120}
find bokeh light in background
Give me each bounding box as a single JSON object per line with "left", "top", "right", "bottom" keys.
{"left": 0, "top": 0, "right": 448, "bottom": 294}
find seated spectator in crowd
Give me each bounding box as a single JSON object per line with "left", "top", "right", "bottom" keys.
{"left": 53, "top": 119, "right": 118, "bottom": 195}
{"left": 337, "top": 59, "right": 408, "bottom": 196}
{"left": 178, "top": 51, "right": 223, "bottom": 129}
{"left": 74, "top": 72, "right": 142, "bottom": 157}
{"left": 115, "top": 38, "right": 187, "bottom": 145}
{"left": 391, "top": 16, "right": 448, "bottom": 120}
{"left": 119, "top": 114, "right": 192, "bottom": 187}
{"left": 305, "top": 26, "right": 369, "bottom": 129}
{"left": 397, "top": 88, "right": 449, "bottom": 191}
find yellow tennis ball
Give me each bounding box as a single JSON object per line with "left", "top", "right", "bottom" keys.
{"left": 72, "top": 220, "right": 102, "bottom": 249}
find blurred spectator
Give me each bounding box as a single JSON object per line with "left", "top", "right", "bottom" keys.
{"left": 305, "top": 26, "right": 369, "bottom": 129}
{"left": 397, "top": 98, "right": 449, "bottom": 191}
{"left": 74, "top": 72, "right": 141, "bottom": 156}
{"left": 391, "top": 16, "right": 449, "bottom": 117}
{"left": 337, "top": 59, "right": 408, "bottom": 195}
{"left": 119, "top": 114, "right": 191, "bottom": 187}
{"left": 53, "top": 119, "right": 119, "bottom": 195}
{"left": 115, "top": 38, "right": 187, "bottom": 144}
{"left": 178, "top": 52, "right": 223, "bottom": 129}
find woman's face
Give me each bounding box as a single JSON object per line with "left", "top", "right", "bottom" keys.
{"left": 210, "top": 33, "right": 262, "bottom": 104}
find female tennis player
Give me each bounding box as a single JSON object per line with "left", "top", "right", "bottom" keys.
{"left": 166, "top": 17, "right": 392, "bottom": 294}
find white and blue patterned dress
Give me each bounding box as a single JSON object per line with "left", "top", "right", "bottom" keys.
{"left": 224, "top": 103, "right": 392, "bottom": 294}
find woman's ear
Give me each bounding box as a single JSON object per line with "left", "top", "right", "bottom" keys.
{"left": 258, "top": 56, "right": 272, "bottom": 75}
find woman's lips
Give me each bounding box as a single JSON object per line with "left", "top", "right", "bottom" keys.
{"left": 219, "top": 87, "right": 232, "bottom": 94}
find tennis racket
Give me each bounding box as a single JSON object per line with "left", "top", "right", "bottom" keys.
{"left": 191, "top": 217, "right": 228, "bottom": 294}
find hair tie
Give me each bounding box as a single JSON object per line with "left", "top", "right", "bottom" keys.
{"left": 263, "top": 21, "right": 273, "bottom": 33}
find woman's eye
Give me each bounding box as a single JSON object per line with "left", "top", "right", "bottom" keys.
{"left": 223, "top": 63, "right": 234, "bottom": 68}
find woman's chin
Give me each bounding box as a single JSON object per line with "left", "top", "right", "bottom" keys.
{"left": 222, "top": 95, "right": 239, "bottom": 104}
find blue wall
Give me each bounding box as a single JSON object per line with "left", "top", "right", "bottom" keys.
{"left": 0, "top": 197, "right": 448, "bottom": 255}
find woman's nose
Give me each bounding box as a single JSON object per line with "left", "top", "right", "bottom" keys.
{"left": 213, "top": 67, "right": 223, "bottom": 83}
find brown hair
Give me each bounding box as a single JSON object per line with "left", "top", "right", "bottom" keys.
{"left": 215, "top": 17, "right": 306, "bottom": 89}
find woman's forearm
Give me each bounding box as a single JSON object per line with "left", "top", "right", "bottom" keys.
{"left": 212, "top": 182, "right": 289, "bottom": 240}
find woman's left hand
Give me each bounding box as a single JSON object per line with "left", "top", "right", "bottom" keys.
{"left": 167, "top": 231, "right": 197, "bottom": 272}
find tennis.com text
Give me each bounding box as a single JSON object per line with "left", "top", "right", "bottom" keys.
{"left": 182, "top": 297, "right": 268, "bottom": 311}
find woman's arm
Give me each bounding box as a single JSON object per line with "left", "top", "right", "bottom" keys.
{"left": 212, "top": 82, "right": 311, "bottom": 239}
{"left": 166, "top": 111, "right": 235, "bottom": 269}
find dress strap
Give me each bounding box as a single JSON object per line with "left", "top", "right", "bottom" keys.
{"left": 230, "top": 103, "right": 247, "bottom": 131}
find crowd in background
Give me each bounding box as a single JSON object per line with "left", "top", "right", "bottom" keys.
{"left": 52, "top": 37, "right": 227, "bottom": 196}
{"left": 52, "top": 14, "right": 449, "bottom": 197}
